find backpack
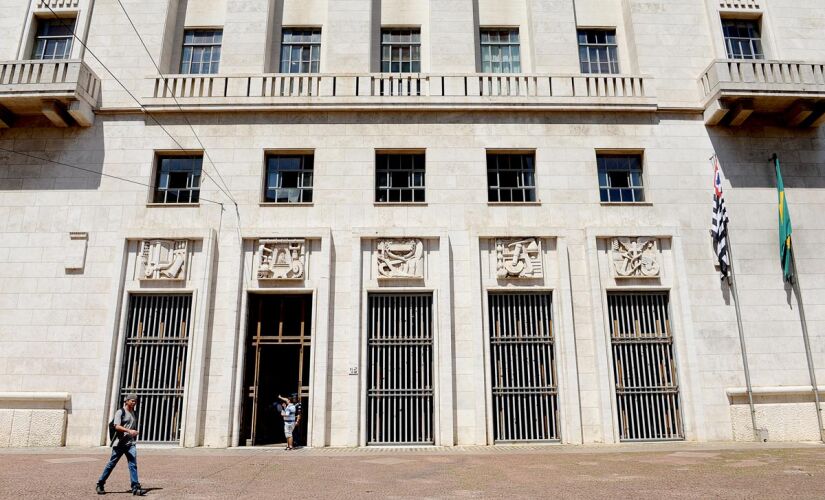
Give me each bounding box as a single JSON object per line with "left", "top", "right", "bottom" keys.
{"left": 108, "top": 409, "right": 124, "bottom": 444}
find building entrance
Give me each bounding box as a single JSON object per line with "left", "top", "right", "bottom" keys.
{"left": 240, "top": 294, "right": 311, "bottom": 446}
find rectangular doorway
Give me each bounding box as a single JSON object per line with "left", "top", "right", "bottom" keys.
{"left": 240, "top": 294, "right": 312, "bottom": 446}
{"left": 608, "top": 292, "right": 684, "bottom": 441}
{"left": 367, "top": 293, "right": 434, "bottom": 445}
{"left": 488, "top": 292, "right": 560, "bottom": 442}
{"left": 117, "top": 294, "right": 192, "bottom": 443}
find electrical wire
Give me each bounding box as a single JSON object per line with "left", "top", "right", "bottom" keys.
{"left": 42, "top": 5, "right": 237, "bottom": 205}
{"left": 0, "top": 145, "right": 224, "bottom": 206}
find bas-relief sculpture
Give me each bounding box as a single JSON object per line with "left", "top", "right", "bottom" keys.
{"left": 610, "top": 237, "right": 660, "bottom": 278}
{"left": 139, "top": 240, "right": 188, "bottom": 280}
{"left": 376, "top": 238, "right": 424, "bottom": 279}
{"left": 256, "top": 239, "right": 306, "bottom": 280}
{"left": 495, "top": 238, "right": 543, "bottom": 279}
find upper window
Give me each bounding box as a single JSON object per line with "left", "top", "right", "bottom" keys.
{"left": 264, "top": 154, "right": 314, "bottom": 203}
{"left": 722, "top": 20, "right": 764, "bottom": 60}
{"left": 577, "top": 29, "right": 619, "bottom": 74}
{"left": 32, "top": 18, "right": 75, "bottom": 60}
{"left": 487, "top": 152, "right": 536, "bottom": 203}
{"left": 153, "top": 155, "right": 202, "bottom": 204}
{"left": 597, "top": 154, "right": 644, "bottom": 203}
{"left": 381, "top": 29, "right": 421, "bottom": 73}
{"left": 375, "top": 152, "right": 425, "bottom": 203}
{"left": 180, "top": 29, "right": 222, "bottom": 74}
{"left": 480, "top": 29, "right": 521, "bottom": 73}
{"left": 280, "top": 29, "right": 321, "bottom": 73}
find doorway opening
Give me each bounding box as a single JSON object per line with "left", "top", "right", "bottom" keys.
{"left": 240, "top": 293, "right": 312, "bottom": 446}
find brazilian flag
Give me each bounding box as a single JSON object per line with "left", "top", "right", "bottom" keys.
{"left": 774, "top": 156, "right": 793, "bottom": 282}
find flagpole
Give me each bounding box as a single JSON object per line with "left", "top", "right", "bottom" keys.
{"left": 724, "top": 231, "right": 760, "bottom": 441}
{"left": 773, "top": 153, "right": 825, "bottom": 443}
{"left": 713, "top": 154, "right": 759, "bottom": 440}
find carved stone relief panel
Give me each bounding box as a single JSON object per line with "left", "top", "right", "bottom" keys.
{"left": 610, "top": 237, "right": 660, "bottom": 279}
{"left": 495, "top": 237, "right": 542, "bottom": 279}
{"left": 256, "top": 239, "right": 306, "bottom": 280}
{"left": 139, "top": 239, "right": 188, "bottom": 280}
{"left": 376, "top": 238, "right": 424, "bottom": 279}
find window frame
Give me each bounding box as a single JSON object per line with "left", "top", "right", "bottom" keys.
{"left": 577, "top": 28, "right": 620, "bottom": 75}
{"left": 179, "top": 28, "right": 223, "bottom": 75}
{"left": 486, "top": 150, "right": 538, "bottom": 204}
{"left": 596, "top": 152, "right": 646, "bottom": 204}
{"left": 374, "top": 150, "right": 426, "bottom": 204}
{"left": 479, "top": 28, "right": 522, "bottom": 74}
{"left": 31, "top": 17, "right": 75, "bottom": 60}
{"left": 279, "top": 28, "right": 322, "bottom": 74}
{"left": 262, "top": 151, "right": 315, "bottom": 204}
{"left": 721, "top": 19, "right": 765, "bottom": 60}
{"left": 151, "top": 153, "right": 203, "bottom": 205}
{"left": 380, "top": 28, "right": 422, "bottom": 74}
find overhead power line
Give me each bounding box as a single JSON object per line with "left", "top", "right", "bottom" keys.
{"left": 0, "top": 145, "right": 224, "bottom": 206}
{"left": 41, "top": 5, "right": 236, "bottom": 205}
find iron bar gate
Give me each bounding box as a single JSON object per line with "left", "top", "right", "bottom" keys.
{"left": 489, "top": 293, "right": 560, "bottom": 442}
{"left": 367, "top": 294, "right": 433, "bottom": 445}
{"left": 608, "top": 292, "right": 684, "bottom": 441}
{"left": 118, "top": 294, "right": 192, "bottom": 443}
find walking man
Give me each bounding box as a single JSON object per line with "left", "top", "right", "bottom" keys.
{"left": 96, "top": 394, "right": 147, "bottom": 496}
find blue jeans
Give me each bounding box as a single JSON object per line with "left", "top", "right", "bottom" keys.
{"left": 98, "top": 443, "right": 139, "bottom": 488}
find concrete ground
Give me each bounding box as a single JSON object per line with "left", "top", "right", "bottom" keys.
{"left": 0, "top": 442, "right": 824, "bottom": 499}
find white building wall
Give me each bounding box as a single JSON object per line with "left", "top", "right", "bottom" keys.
{"left": 1, "top": 0, "right": 824, "bottom": 447}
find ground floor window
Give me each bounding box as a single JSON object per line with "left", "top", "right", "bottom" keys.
{"left": 367, "top": 293, "right": 434, "bottom": 445}
{"left": 117, "top": 294, "right": 192, "bottom": 443}
{"left": 489, "top": 292, "right": 559, "bottom": 442}
{"left": 608, "top": 292, "right": 684, "bottom": 441}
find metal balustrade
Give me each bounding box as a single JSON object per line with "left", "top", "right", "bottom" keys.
{"left": 489, "top": 293, "right": 559, "bottom": 442}
{"left": 367, "top": 294, "right": 434, "bottom": 445}
{"left": 608, "top": 292, "right": 684, "bottom": 441}
{"left": 118, "top": 294, "right": 192, "bottom": 444}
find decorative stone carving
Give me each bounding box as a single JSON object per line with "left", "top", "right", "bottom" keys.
{"left": 256, "top": 239, "right": 306, "bottom": 280}
{"left": 376, "top": 238, "right": 424, "bottom": 279}
{"left": 610, "top": 237, "right": 660, "bottom": 278}
{"left": 139, "top": 240, "right": 188, "bottom": 280}
{"left": 495, "top": 238, "right": 542, "bottom": 279}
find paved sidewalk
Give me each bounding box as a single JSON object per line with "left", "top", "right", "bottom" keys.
{"left": 0, "top": 442, "right": 823, "bottom": 499}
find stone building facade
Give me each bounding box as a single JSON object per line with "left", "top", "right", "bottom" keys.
{"left": 0, "top": 0, "right": 824, "bottom": 448}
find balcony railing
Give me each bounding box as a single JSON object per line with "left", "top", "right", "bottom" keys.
{"left": 699, "top": 59, "right": 825, "bottom": 127}
{"left": 0, "top": 59, "right": 101, "bottom": 127}
{"left": 143, "top": 72, "right": 655, "bottom": 110}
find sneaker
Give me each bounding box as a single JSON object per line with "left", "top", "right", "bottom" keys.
{"left": 95, "top": 482, "right": 105, "bottom": 495}
{"left": 131, "top": 484, "right": 147, "bottom": 496}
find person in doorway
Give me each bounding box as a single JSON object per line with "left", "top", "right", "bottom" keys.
{"left": 96, "top": 394, "right": 147, "bottom": 496}
{"left": 276, "top": 394, "right": 301, "bottom": 450}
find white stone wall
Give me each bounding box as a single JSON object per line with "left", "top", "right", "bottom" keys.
{"left": 0, "top": 0, "right": 824, "bottom": 447}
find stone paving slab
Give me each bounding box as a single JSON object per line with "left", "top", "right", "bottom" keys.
{"left": 0, "top": 443, "right": 823, "bottom": 499}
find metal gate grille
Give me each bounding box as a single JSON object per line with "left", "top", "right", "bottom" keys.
{"left": 608, "top": 292, "right": 684, "bottom": 441}
{"left": 118, "top": 294, "right": 192, "bottom": 443}
{"left": 489, "top": 293, "right": 559, "bottom": 442}
{"left": 367, "top": 294, "right": 433, "bottom": 445}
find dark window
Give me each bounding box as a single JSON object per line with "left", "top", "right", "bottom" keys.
{"left": 280, "top": 29, "right": 321, "bottom": 73}
{"left": 375, "top": 153, "right": 425, "bottom": 203}
{"left": 32, "top": 18, "right": 75, "bottom": 60}
{"left": 480, "top": 29, "right": 521, "bottom": 73}
{"left": 487, "top": 153, "right": 536, "bottom": 203}
{"left": 577, "top": 29, "right": 620, "bottom": 74}
{"left": 381, "top": 29, "right": 421, "bottom": 73}
{"left": 722, "top": 20, "right": 764, "bottom": 60}
{"left": 180, "top": 29, "right": 222, "bottom": 74}
{"left": 597, "top": 154, "right": 644, "bottom": 203}
{"left": 264, "top": 154, "right": 314, "bottom": 203}
{"left": 153, "top": 155, "right": 202, "bottom": 204}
